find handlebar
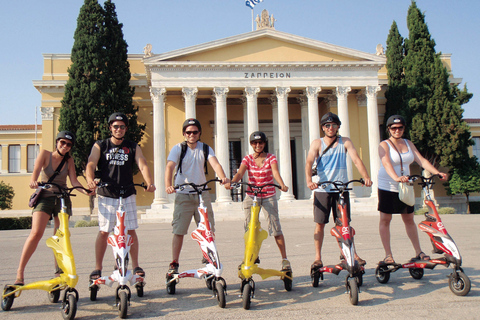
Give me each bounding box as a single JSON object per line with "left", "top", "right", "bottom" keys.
{"left": 96, "top": 182, "right": 147, "bottom": 195}
{"left": 231, "top": 182, "right": 281, "bottom": 196}
{"left": 38, "top": 182, "right": 91, "bottom": 198}
{"left": 317, "top": 179, "right": 365, "bottom": 193}
{"left": 174, "top": 178, "right": 222, "bottom": 194}
{"left": 408, "top": 174, "right": 440, "bottom": 187}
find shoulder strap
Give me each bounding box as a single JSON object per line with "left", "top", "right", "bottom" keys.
{"left": 177, "top": 141, "right": 188, "bottom": 174}
{"left": 386, "top": 139, "right": 404, "bottom": 175}
{"left": 47, "top": 155, "right": 68, "bottom": 183}
{"left": 203, "top": 143, "right": 209, "bottom": 174}
{"left": 313, "top": 136, "right": 338, "bottom": 171}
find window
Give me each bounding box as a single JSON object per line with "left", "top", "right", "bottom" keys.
{"left": 473, "top": 137, "right": 480, "bottom": 162}
{"left": 27, "top": 144, "right": 39, "bottom": 173}
{"left": 8, "top": 145, "right": 21, "bottom": 173}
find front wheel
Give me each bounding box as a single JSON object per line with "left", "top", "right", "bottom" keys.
{"left": 61, "top": 293, "right": 77, "bottom": 320}
{"left": 118, "top": 291, "right": 128, "bottom": 319}
{"left": 1, "top": 287, "right": 15, "bottom": 311}
{"left": 49, "top": 288, "right": 61, "bottom": 303}
{"left": 409, "top": 267, "right": 424, "bottom": 280}
{"left": 449, "top": 271, "right": 471, "bottom": 296}
{"left": 375, "top": 265, "right": 390, "bottom": 284}
{"left": 242, "top": 283, "right": 252, "bottom": 310}
{"left": 215, "top": 281, "right": 226, "bottom": 308}
{"left": 347, "top": 278, "right": 359, "bottom": 306}
{"left": 283, "top": 271, "right": 293, "bottom": 291}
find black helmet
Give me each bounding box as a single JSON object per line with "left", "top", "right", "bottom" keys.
{"left": 56, "top": 131, "right": 75, "bottom": 146}
{"left": 182, "top": 118, "right": 202, "bottom": 133}
{"left": 321, "top": 112, "right": 341, "bottom": 126}
{"left": 108, "top": 112, "right": 128, "bottom": 126}
{"left": 386, "top": 115, "right": 406, "bottom": 127}
{"left": 249, "top": 131, "right": 268, "bottom": 143}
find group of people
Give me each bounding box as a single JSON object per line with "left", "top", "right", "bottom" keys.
{"left": 14, "top": 111, "right": 447, "bottom": 287}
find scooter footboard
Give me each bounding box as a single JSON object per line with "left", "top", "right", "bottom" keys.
{"left": 5, "top": 277, "right": 65, "bottom": 296}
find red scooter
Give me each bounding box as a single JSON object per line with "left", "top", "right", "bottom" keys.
{"left": 375, "top": 174, "right": 471, "bottom": 296}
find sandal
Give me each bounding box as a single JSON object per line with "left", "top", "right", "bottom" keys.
{"left": 383, "top": 255, "right": 395, "bottom": 264}
{"left": 355, "top": 256, "right": 367, "bottom": 266}
{"left": 311, "top": 260, "right": 323, "bottom": 269}
{"left": 14, "top": 278, "right": 24, "bottom": 286}
{"left": 89, "top": 269, "right": 102, "bottom": 281}
{"left": 413, "top": 251, "right": 430, "bottom": 261}
{"left": 133, "top": 266, "right": 145, "bottom": 277}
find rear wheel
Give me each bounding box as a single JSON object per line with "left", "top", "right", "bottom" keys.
{"left": 61, "top": 293, "right": 77, "bottom": 320}
{"left": 215, "top": 281, "right": 226, "bottom": 308}
{"left": 409, "top": 268, "right": 424, "bottom": 280}
{"left": 89, "top": 285, "right": 98, "bottom": 301}
{"left": 166, "top": 276, "right": 176, "bottom": 295}
{"left": 283, "top": 271, "right": 293, "bottom": 291}
{"left": 118, "top": 291, "right": 128, "bottom": 319}
{"left": 448, "top": 271, "right": 471, "bottom": 296}
{"left": 356, "top": 273, "right": 363, "bottom": 287}
{"left": 205, "top": 277, "right": 213, "bottom": 290}
{"left": 49, "top": 288, "right": 61, "bottom": 303}
{"left": 1, "top": 287, "right": 15, "bottom": 311}
{"left": 347, "top": 278, "right": 359, "bottom": 306}
{"left": 311, "top": 269, "right": 320, "bottom": 287}
{"left": 375, "top": 265, "right": 390, "bottom": 284}
{"left": 135, "top": 283, "right": 144, "bottom": 297}
{"left": 242, "top": 283, "right": 252, "bottom": 310}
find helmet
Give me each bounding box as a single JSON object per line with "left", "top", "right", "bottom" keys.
{"left": 182, "top": 118, "right": 202, "bottom": 133}
{"left": 108, "top": 112, "right": 128, "bottom": 126}
{"left": 321, "top": 112, "right": 341, "bottom": 126}
{"left": 386, "top": 115, "right": 406, "bottom": 127}
{"left": 56, "top": 131, "right": 75, "bottom": 147}
{"left": 249, "top": 131, "right": 268, "bottom": 143}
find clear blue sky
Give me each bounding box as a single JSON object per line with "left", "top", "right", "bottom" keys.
{"left": 1, "top": 0, "right": 478, "bottom": 125}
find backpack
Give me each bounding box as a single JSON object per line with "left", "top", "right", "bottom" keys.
{"left": 176, "top": 141, "right": 210, "bottom": 175}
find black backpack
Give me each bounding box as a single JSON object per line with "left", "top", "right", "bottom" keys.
{"left": 176, "top": 141, "right": 210, "bottom": 175}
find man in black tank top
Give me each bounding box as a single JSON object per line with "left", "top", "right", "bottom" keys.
{"left": 86, "top": 113, "right": 156, "bottom": 281}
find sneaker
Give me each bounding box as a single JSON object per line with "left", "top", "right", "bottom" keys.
{"left": 281, "top": 259, "right": 291, "bottom": 271}
{"left": 168, "top": 261, "right": 179, "bottom": 274}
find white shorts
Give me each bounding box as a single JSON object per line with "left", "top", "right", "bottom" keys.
{"left": 97, "top": 195, "right": 138, "bottom": 233}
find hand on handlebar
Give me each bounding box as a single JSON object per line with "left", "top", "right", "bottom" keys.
{"left": 166, "top": 185, "right": 176, "bottom": 194}
{"left": 437, "top": 172, "right": 448, "bottom": 181}
{"left": 307, "top": 181, "right": 318, "bottom": 190}
{"left": 280, "top": 185, "right": 289, "bottom": 192}
{"left": 362, "top": 178, "right": 373, "bottom": 187}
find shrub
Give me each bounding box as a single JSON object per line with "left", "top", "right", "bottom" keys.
{"left": 415, "top": 207, "right": 456, "bottom": 215}
{"left": 469, "top": 202, "right": 480, "bottom": 214}
{"left": 0, "top": 181, "right": 15, "bottom": 210}
{"left": 74, "top": 219, "right": 99, "bottom": 228}
{"left": 0, "top": 217, "right": 32, "bottom": 230}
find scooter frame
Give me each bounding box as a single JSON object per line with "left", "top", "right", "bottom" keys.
{"left": 375, "top": 174, "right": 471, "bottom": 296}
{"left": 2, "top": 182, "right": 90, "bottom": 320}
{"left": 310, "top": 179, "right": 365, "bottom": 306}
{"left": 232, "top": 182, "right": 293, "bottom": 310}
{"left": 89, "top": 182, "right": 147, "bottom": 318}
{"left": 165, "top": 178, "right": 227, "bottom": 308}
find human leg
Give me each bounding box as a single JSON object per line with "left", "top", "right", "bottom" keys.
{"left": 170, "top": 193, "right": 196, "bottom": 268}
{"left": 401, "top": 212, "right": 429, "bottom": 259}
{"left": 379, "top": 212, "right": 394, "bottom": 261}
{"left": 313, "top": 223, "right": 325, "bottom": 263}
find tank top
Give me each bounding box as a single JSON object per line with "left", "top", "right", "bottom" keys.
{"left": 378, "top": 139, "right": 414, "bottom": 192}
{"left": 314, "top": 137, "right": 348, "bottom": 193}
{"left": 96, "top": 139, "right": 137, "bottom": 198}
{"left": 40, "top": 152, "right": 69, "bottom": 197}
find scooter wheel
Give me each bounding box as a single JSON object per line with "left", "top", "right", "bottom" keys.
{"left": 311, "top": 269, "right": 320, "bottom": 287}
{"left": 166, "top": 279, "right": 176, "bottom": 295}
{"left": 1, "top": 287, "right": 15, "bottom": 311}
{"left": 283, "top": 271, "right": 293, "bottom": 291}
{"left": 135, "top": 282, "right": 144, "bottom": 297}
{"left": 356, "top": 273, "right": 363, "bottom": 287}
{"left": 347, "top": 278, "right": 359, "bottom": 306}
{"left": 375, "top": 265, "right": 390, "bottom": 284}
{"left": 61, "top": 293, "right": 77, "bottom": 320}
{"left": 205, "top": 277, "right": 213, "bottom": 290}
{"left": 448, "top": 271, "right": 471, "bottom": 296}
{"left": 89, "top": 285, "right": 98, "bottom": 301}
{"left": 118, "top": 291, "right": 128, "bottom": 319}
{"left": 49, "top": 288, "right": 61, "bottom": 303}
{"left": 215, "top": 281, "right": 226, "bottom": 308}
{"left": 242, "top": 283, "right": 252, "bottom": 310}
{"left": 409, "top": 267, "right": 424, "bottom": 280}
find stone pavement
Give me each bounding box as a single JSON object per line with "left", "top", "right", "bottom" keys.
{"left": 0, "top": 213, "right": 479, "bottom": 319}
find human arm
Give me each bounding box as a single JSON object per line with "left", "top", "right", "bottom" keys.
{"left": 208, "top": 156, "right": 231, "bottom": 189}
{"left": 407, "top": 140, "right": 448, "bottom": 181}
{"left": 85, "top": 143, "right": 101, "bottom": 191}
{"left": 66, "top": 156, "right": 89, "bottom": 195}
{"left": 165, "top": 160, "right": 177, "bottom": 194}
{"left": 29, "top": 150, "right": 49, "bottom": 189}
{"left": 135, "top": 145, "right": 156, "bottom": 192}
{"left": 305, "top": 139, "right": 321, "bottom": 190}
{"left": 231, "top": 163, "right": 247, "bottom": 183}
{"left": 344, "top": 137, "right": 372, "bottom": 187}
{"left": 271, "top": 161, "right": 288, "bottom": 192}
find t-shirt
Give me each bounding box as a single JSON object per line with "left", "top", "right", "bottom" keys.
{"left": 314, "top": 137, "right": 348, "bottom": 193}
{"left": 167, "top": 142, "right": 214, "bottom": 194}
{"left": 242, "top": 153, "right": 277, "bottom": 198}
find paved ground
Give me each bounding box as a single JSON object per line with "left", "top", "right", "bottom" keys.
{"left": 1, "top": 214, "right": 479, "bottom": 319}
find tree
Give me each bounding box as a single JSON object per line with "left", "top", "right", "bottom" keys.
{"left": 0, "top": 181, "right": 15, "bottom": 210}
{"left": 445, "top": 157, "right": 480, "bottom": 214}
{"left": 59, "top": 0, "right": 145, "bottom": 176}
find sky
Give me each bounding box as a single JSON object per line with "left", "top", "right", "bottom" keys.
{"left": 1, "top": 0, "right": 479, "bottom": 125}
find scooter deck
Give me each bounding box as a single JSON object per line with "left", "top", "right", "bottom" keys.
{"left": 239, "top": 264, "right": 292, "bottom": 280}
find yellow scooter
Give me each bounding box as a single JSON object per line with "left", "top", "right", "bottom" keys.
{"left": 2, "top": 182, "right": 89, "bottom": 320}
{"left": 232, "top": 182, "right": 293, "bottom": 310}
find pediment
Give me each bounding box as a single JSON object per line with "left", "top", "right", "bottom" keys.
{"left": 144, "top": 29, "right": 385, "bottom": 65}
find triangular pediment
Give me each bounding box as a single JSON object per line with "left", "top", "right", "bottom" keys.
{"left": 144, "top": 29, "right": 385, "bottom": 65}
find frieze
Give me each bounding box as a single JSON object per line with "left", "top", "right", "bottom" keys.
{"left": 244, "top": 72, "right": 291, "bottom": 79}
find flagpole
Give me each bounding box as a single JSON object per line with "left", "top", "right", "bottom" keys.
{"left": 251, "top": 8, "right": 254, "bottom": 31}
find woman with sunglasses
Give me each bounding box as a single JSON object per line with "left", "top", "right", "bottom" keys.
{"left": 378, "top": 115, "right": 448, "bottom": 264}
{"left": 14, "top": 131, "right": 88, "bottom": 285}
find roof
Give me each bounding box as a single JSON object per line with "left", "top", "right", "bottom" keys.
{"left": 0, "top": 125, "right": 42, "bottom": 131}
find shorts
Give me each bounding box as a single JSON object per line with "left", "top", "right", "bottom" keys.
{"left": 243, "top": 195, "right": 283, "bottom": 236}
{"left": 32, "top": 196, "right": 72, "bottom": 218}
{"left": 313, "top": 191, "right": 350, "bottom": 224}
{"left": 378, "top": 188, "right": 414, "bottom": 214}
{"left": 172, "top": 192, "right": 214, "bottom": 235}
{"left": 98, "top": 195, "right": 138, "bottom": 233}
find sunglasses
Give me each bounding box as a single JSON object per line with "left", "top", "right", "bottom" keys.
{"left": 59, "top": 140, "right": 72, "bottom": 148}
{"left": 390, "top": 126, "right": 404, "bottom": 131}
{"left": 112, "top": 125, "right": 126, "bottom": 130}
{"left": 324, "top": 123, "right": 338, "bottom": 129}
{"left": 251, "top": 141, "right": 265, "bottom": 145}
{"left": 185, "top": 131, "right": 199, "bottom": 135}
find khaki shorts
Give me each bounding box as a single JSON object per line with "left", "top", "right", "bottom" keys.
{"left": 243, "top": 195, "right": 283, "bottom": 236}
{"left": 172, "top": 192, "right": 214, "bottom": 235}
{"left": 32, "top": 196, "right": 72, "bottom": 218}
{"left": 98, "top": 195, "right": 138, "bottom": 233}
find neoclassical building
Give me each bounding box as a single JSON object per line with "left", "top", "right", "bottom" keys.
{"left": 2, "top": 13, "right": 471, "bottom": 213}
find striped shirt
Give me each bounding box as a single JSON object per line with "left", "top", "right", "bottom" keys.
{"left": 242, "top": 153, "right": 277, "bottom": 198}
{"left": 315, "top": 136, "right": 348, "bottom": 193}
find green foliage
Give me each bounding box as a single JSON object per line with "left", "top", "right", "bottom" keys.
{"left": 0, "top": 181, "right": 15, "bottom": 210}
{"left": 445, "top": 158, "right": 480, "bottom": 213}
{"left": 469, "top": 202, "right": 480, "bottom": 214}
{"left": 74, "top": 219, "right": 99, "bottom": 227}
{"left": 59, "top": 0, "right": 145, "bottom": 176}
{"left": 0, "top": 217, "right": 32, "bottom": 230}
{"left": 415, "top": 207, "right": 456, "bottom": 215}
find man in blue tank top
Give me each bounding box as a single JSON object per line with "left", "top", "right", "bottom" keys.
{"left": 305, "top": 112, "right": 372, "bottom": 271}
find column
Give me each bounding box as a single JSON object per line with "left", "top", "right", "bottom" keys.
{"left": 241, "top": 97, "right": 249, "bottom": 156}
{"left": 336, "top": 86, "right": 354, "bottom": 195}
{"left": 182, "top": 87, "right": 198, "bottom": 119}
{"left": 366, "top": 85, "right": 381, "bottom": 198}
{"left": 276, "top": 87, "right": 295, "bottom": 201}
{"left": 244, "top": 87, "right": 260, "bottom": 136}
{"left": 306, "top": 86, "right": 322, "bottom": 143}
{"left": 213, "top": 87, "right": 231, "bottom": 203}
{"left": 150, "top": 87, "right": 168, "bottom": 206}
{"left": 297, "top": 95, "right": 310, "bottom": 198}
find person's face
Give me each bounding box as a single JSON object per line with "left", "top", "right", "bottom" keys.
{"left": 57, "top": 139, "right": 73, "bottom": 153}
{"left": 389, "top": 125, "right": 405, "bottom": 138}
{"left": 110, "top": 120, "right": 127, "bottom": 139}
{"left": 250, "top": 140, "right": 265, "bottom": 153}
{"left": 184, "top": 125, "right": 200, "bottom": 143}
{"left": 322, "top": 122, "right": 339, "bottom": 137}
